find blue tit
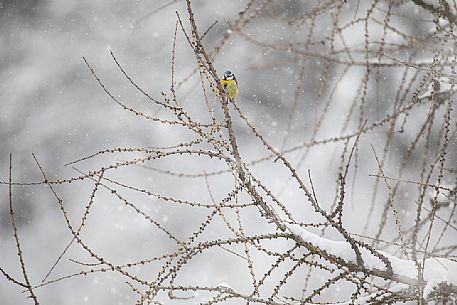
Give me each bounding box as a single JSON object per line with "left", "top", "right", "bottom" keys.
{"left": 220, "top": 70, "right": 239, "bottom": 99}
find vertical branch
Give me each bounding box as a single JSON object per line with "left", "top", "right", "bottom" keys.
{"left": 370, "top": 145, "right": 409, "bottom": 258}
{"left": 183, "top": 0, "right": 285, "bottom": 231}
{"left": 234, "top": 205, "right": 259, "bottom": 296}
{"left": 9, "top": 154, "right": 39, "bottom": 304}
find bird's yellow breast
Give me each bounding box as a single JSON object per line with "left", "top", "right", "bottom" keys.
{"left": 220, "top": 79, "right": 239, "bottom": 99}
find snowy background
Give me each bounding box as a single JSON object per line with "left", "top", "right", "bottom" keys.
{"left": 1, "top": 1, "right": 456, "bottom": 304}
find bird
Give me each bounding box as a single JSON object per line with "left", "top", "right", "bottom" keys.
{"left": 220, "top": 70, "right": 239, "bottom": 99}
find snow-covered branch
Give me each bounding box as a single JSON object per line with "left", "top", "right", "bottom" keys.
{"left": 287, "top": 222, "right": 457, "bottom": 301}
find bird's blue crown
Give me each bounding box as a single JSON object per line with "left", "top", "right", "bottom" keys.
{"left": 223, "top": 70, "right": 235, "bottom": 80}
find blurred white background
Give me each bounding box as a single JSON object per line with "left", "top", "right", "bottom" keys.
{"left": 1, "top": 1, "right": 455, "bottom": 304}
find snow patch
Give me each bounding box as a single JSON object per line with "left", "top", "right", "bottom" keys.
{"left": 286, "top": 223, "right": 457, "bottom": 298}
